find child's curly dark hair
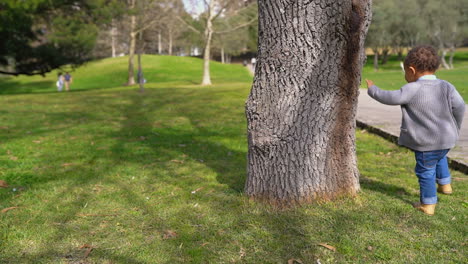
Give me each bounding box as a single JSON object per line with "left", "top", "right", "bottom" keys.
{"left": 404, "top": 45, "right": 440, "bottom": 72}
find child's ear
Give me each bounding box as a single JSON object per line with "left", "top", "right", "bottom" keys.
{"left": 409, "top": 66, "right": 416, "bottom": 75}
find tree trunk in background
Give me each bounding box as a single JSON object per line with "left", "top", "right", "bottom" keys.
{"left": 138, "top": 53, "right": 144, "bottom": 92}
{"left": 111, "top": 19, "right": 117, "bottom": 58}
{"left": 127, "top": 0, "right": 136, "bottom": 86}
{"left": 221, "top": 46, "right": 225, "bottom": 64}
{"left": 440, "top": 49, "right": 450, "bottom": 69}
{"left": 373, "top": 49, "right": 379, "bottom": 71}
{"left": 201, "top": 0, "right": 216, "bottom": 86}
{"left": 245, "top": 0, "right": 372, "bottom": 206}
{"left": 168, "top": 28, "right": 173, "bottom": 55}
{"left": 158, "top": 32, "right": 162, "bottom": 54}
{"left": 448, "top": 47, "right": 455, "bottom": 69}
{"left": 381, "top": 48, "right": 389, "bottom": 65}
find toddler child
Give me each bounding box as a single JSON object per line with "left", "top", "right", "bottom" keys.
{"left": 366, "top": 45, "right": 465, "bottom": 215}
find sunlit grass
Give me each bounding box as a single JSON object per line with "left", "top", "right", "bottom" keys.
{"left": 0, "top": 55, "right": 466, "bottom": 263}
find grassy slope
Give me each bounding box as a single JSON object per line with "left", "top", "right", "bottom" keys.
{"left": 0, "top": 55, "right": 252, "bottom": 94}
{"left": 0, "top": 55, "right": 466, "bottom": 263}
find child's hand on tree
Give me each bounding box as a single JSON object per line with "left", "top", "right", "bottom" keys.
{"left": 365, "top": 79, "right": 374, "bottom": 88}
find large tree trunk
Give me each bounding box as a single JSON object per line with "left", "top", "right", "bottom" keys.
{"left": 245, "top": 0, "right": 372, "bottom": 206}
{"left": 126, "top": 0, "right": 136, "bottom": 86}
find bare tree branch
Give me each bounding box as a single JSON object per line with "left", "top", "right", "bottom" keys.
{"left": 203, "top": 0, "right": 210, "bottom": 10}
{"left": 213, "top": 1, "right": 231, "bottom": 20}
{"left": 176, "top": 16, "right": 202, "bottom": 34}
{"left": 214, "top": 17, "right": 257, "bottom": 34}
{"left": 135, "top": 19, "right": 160, "bottom": 35}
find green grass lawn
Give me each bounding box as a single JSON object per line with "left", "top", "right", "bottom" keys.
{"left": 0, "top": 55, "right": 252, "bottom": 95}
{"left": 0, "top": 55, "right": 467, "bottom": 263}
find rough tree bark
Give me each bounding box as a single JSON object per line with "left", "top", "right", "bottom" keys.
{"left": 245, "top": 0, "right": 372, "bottom": 206}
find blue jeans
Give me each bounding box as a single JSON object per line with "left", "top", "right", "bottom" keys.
{"left": 414, "top": 149, "right": 451, "bottom": 205}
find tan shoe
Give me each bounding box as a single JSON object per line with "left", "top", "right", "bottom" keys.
{"left": 437, "top": 184, "right": 452, "bottom": 194}
{"left": 413, "top": 203, "right": 436, "bottom": 216}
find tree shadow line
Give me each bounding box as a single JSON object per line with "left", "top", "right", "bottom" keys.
{"left": 1, "top": 86, "right": 424, "bottom": 263}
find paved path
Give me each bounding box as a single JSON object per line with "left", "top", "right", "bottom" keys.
{"left": 357, "top": 89, "right": 468, "bottom": 173}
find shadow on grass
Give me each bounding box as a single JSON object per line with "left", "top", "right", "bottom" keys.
{"left": 0, "top": 79, "right": 55, "bottom": 95}
{"left": 360, "top": 176, "right": 413, "bottom": 205}
{"left": 0, "top": 86, "right": 436, "bottom": 263}
{"left": 94, "top": 89, "right": 362, "bottom": 263}
{"left": 0, "top": 78, "right": 127, "bottom": 95}
{"left": 107, "top": 89, "right": 247, "bottom": 191}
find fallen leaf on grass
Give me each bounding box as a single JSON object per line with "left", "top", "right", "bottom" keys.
{"left": 288, "top": 259, "right": 304, "bottom": 264}
{"left": 318, "top": 243, "right": 336, "bottom": 252}
{"left": 163, "top": 230, "right": 178, "bottom": 239}
{"left": 62, "top": 163, "right": 74, "bottom": 167}
{"left": 1, "top": 207, "right": 19, "bottom": 213}
{"left": 77, "top": 213, "right": 119, "bottom": 217}
{"left": 239, "top": 247, "right": 246, "bottom": 258}
{"left": 79, "top": 244, "right": 93, "bottom": 249}
{"left": 367, "top": 246, "right": 373, "bottom": 251}
{"left": 33, "top": 140, "right": 41, "bottom": 144}
{"left": 79, "top": 244, "right": 94, "bottom": 258}
{"left": 9, "top": 156, "right": 18, "bottom": 161}
{"left": 191, "top": 187, "right": 204, "bottom": 194}
{"left": 170, "top": 160, "right": 184, "bottom": 164}
{"left": 0, "top": 180, "right": 8, "bottom": 188}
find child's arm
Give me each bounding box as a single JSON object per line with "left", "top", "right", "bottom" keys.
{"left": 451, "top": 88, "right": 466, "bottom": 129}
{"left": 366, "top": 79, "right": 416, "bottom": 106}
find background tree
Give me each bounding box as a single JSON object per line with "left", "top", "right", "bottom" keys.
{"left": 180, "top": 0, "right": 257, "bottom": 85}
{"left": 421, "top": 0, "right": 468, "bottom": 69}
{"left": 123, "top": 0, "right": 174, "bottom": 85}
{"left": 212, "top": 2, "right": 258, "bottom": 63}
{"left": 366, "top": 0, "right": 468, "bottom": 68}
{"left": 365, "top": 0, "right": 393, "bottom": 71}
{"left": 0, "top": 0, "right": 122, "bottom": 76}
{"left": 245, "top": 0, "right": 372, "bottom": 206}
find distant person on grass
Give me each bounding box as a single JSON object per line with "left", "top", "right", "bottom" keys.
{"left": 366, "top": 45, "right": 465, "bottom": 216}
{"left": 56, "top": 72, "right": 64, "bottom": 92}
{"left": 64, "top": 72, "right": 73, "bottom": 91}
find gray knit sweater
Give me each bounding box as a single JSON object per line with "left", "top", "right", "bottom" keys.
{"left": 368, "top": 79, "right": 465, "bottom": 151}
